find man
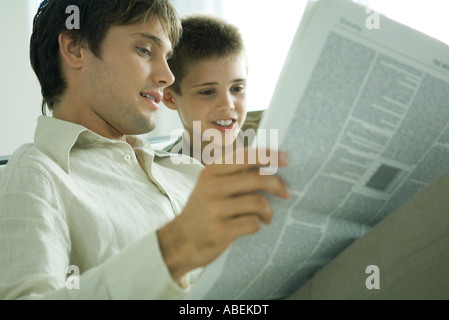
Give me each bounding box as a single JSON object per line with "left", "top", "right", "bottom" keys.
{"left": 0, "top": 0, "right": 290, "bottom": 299}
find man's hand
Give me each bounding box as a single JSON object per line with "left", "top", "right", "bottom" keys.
{"left": 158, "top": 148, "right": 291, "bottom": 284}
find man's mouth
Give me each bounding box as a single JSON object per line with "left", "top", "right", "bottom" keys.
{"left": 140, "top": 93, "right": 157, "bottom": 102}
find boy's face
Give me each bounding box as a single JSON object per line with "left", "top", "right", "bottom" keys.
{"left": 165, "top": 56, "right": 247, "bottom": 147}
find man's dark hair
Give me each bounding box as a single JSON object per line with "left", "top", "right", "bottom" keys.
{"left": 168, "top": 14, "right": 246, "bottom": 95}
{"left": 30, "top": 0, "right": 182, "bottom": 115}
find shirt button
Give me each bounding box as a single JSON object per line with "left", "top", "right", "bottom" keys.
{"left": 124, "top": 154, "right": 131, "bottom": 161}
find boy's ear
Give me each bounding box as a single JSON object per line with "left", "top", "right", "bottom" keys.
{"left": 163, "top": 88, "right": 178, "bottom": 110}
{"left": 58, "top": 32, "right": 83, "bottom": 69}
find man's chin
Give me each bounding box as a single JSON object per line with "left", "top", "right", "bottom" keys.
{"left": 129, "top": 116, "right": 157, "bottom": 135}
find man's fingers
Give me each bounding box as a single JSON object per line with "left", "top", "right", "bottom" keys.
{"left": 200, "top": 168, "right": 291, "bottom": 200}
{"left": 231, "top": 170, "right": 291, "bottom": 199}
{"left": 223, "top": 214, "right": 266, "bottom": 241}
{"left": 208, "top": 148, "right": 289, "bottom": 176}
{"left": 221, "top": 194, "right": 274, "bottom": 225}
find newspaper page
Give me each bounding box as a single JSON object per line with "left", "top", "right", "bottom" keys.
{"left": 185, "top": 0, "right": 449, "bottom": 300}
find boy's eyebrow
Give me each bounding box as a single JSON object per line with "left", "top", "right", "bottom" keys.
{"left": 192, "top": 82, "right": 218, "bottom": 88}
{"left": 191, "top": 79, "right": 247, "bottom": 88}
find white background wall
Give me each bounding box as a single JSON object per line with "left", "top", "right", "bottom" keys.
{"left": 0, "top": 1, "right": 42, "bottom": 156}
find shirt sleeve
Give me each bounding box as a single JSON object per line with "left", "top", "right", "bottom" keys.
{"left": 102, "top": 231, "right": 191, "bottom": 299}
{"left": 39, "top": 233, "right": 191, "bottom": 300}
{"left": 0, "top": 165, "right": 71, "bottom": 299}
{"left": 0, "top": 165, "right": 192, "bottom": 300}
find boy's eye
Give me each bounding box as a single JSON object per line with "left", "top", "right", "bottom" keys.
{"left": 231, "top": 85, "right": 245, "bottom": 93}
{"left": 200, "top": 89, "right": 215, "bottom": 95}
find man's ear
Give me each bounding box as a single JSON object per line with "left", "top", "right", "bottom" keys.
{"left": 58, "top": 32, "right": 84, "bottom": 69}
{"left": 163, "top": 88, "right": 178, "bottom": 110}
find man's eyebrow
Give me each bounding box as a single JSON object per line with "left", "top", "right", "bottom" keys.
{"left": 132, "top": 32, "right": 173, "bottom": 57}
{"left": 132, "top": 32, "right": 163, "bottom": 46}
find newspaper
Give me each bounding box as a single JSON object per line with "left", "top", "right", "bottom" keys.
{"left": 185, "top": 0, "right": 449, "bottom": 300}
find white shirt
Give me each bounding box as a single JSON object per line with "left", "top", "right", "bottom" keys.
{"left": 0, "top": 116, "right": 204, "bottom": 299}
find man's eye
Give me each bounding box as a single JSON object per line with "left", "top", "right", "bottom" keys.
{"left": 137, "top": 47, "right": 150, "bottom": 56}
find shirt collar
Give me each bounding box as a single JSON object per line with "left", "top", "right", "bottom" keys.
{"left": 34, "top": 116, "right": 89, "bottom": 173}
{"left": 34, "top": 116, "right": 170, "bottom": 173}
{"left": 126, "top": 135, "right": 172, "bottom": 159}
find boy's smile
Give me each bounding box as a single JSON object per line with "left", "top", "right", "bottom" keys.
{"left": 212, "top": 119, "right": 237, "bottom": 132}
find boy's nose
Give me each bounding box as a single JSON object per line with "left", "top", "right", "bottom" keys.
{"left": 215, "top": 93, "right": 235, "bottom": 111}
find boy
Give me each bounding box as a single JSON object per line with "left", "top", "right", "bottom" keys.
{"left": 162, "top": 14, "right": 263, "bottom": 165}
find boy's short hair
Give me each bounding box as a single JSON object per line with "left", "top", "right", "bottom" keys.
{"left": 30, "top": 0, "right": 181, "bottom": 114}
{"left": 168, "top": 14, "right": 246, "bottom": 95}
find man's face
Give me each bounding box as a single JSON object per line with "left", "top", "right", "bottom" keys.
{"left": 168, "top": 56, "right": 248, "bottom": 148}
{"left": 80, "top": 18, "right": 174, "bottom": 138}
